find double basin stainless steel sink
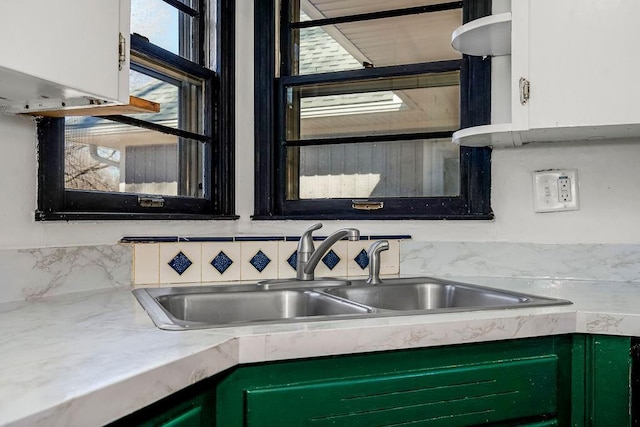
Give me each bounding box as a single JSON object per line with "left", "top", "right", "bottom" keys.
{"left": 133, "top": 277, "right": 572, "bottom": 330}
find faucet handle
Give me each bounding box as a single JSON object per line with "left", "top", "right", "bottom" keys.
{"left": 298, "top": 223, "right": 322, "bottom": 253}
{"left": 303, "top": 222, "right": 323, "bottom": 235}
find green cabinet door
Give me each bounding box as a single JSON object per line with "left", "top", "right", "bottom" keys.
{"left": 216, "top": 336, "right": 574, "bottom": 426}
{"left": 572, "top": 335, "right": 632, "bottom": 427}
{"left": 244, "top": 357, "right": 557, "bottom": 426}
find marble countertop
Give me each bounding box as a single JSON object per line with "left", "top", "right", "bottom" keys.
{"left": 1, "top": 276, "right": 640, "bottom": 426}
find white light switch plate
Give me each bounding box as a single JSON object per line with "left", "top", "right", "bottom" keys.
{"left": 532, "top": 169, "right": 579, "bottom": 213}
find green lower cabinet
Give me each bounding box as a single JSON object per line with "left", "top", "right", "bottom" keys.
{"left": 110, "top": 334, "right": 632, "bottom": 426}
{"left": 571, "top": 335, "right": 633, "bottom": 427}
{"left": 216, "top": 336, "right": 573, "bottom": 426}
{"left": 108, "top": 382, "right": 215, "bottom": 427}
{"left": 242, "top": 358, "right": 557, "bottom": 426}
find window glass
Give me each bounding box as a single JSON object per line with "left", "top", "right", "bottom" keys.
{"left": 285, "top": 72, "right": 460, "bottom": 140}
{"left": 64, "top": 117, "right": 204, "bottom": 197}
{"left": 131, "top": 0, "right": 198, "bottom": 60}
{"left": 286, "top": 139, "right": 459, "bottom": 199}
{"left": 293, "top": 9, "right": 461, "bottom": 75}
{"left": 128, "top": 69, "right": 180, "bottom": 127}
{"left": 126, "top": 67, "right": 204, "bottom": 133}
{"left": 293, "top": 0, "right": 452, "bottom": 21}
{"left": 65, "top": 129, "right": 122, "bottom": 192}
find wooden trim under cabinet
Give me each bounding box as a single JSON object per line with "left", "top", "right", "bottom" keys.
{"left": 26, "top": 96, "right": 160, "bottom": 117}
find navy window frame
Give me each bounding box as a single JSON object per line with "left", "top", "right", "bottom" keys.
{"left": 253, "top": 0, "right": 493, "bottom": 220}
{"left": 36, "top": 0, "right": 236, "bottom": 221}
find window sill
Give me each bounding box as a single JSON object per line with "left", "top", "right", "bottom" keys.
{"left": 250, "top": 213, "right": 494, "bottom": 221}
{"left": 35, "top": 212, "right": 240, "bottom": 221}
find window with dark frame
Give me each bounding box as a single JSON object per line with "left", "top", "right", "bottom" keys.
{"left": 254, "top": 0, "right": 492, "bottom": 220}
{"left": 36, "top": 0, "right": 235, "bottom": 221}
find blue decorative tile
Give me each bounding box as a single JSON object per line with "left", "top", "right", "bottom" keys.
{"left": 322, "top": 250, "right": 341, "bottom": 270}
{"left": 287, "top": 251, "right": 297, "bottom": 271}
{"left": 168, "top": 251, "right": 193, "bottom": 275}
{"left": 211, "top": 251, "right": 233, "bottom": 274}
{"left": 354, "top": 249, "right": 369, "bottom": 270}
{"left": 249, "top": 250, "right": 271, "bottom": 272}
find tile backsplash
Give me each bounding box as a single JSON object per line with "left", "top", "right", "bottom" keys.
{"left": 2, "top": 239, "right": 640, "bottom": 304}
{"left": 129, "top": 235, "right": 405, "bottom": 286}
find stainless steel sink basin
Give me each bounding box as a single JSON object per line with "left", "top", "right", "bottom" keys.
{"left": 134, "top": 286, "right": 372, "bottom": 330}
{"left": 134, "top": 277, "right": 571, "bottom": 330}
{"left": 326, "top": 277, "right": 571, "bottom": 312}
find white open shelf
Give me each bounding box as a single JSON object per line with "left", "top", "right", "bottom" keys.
{"left": 452, "top": 124, "right": 520, "bottom": 148}
{"left": 451, "top": 12, "right": 512, "bottom": 56}
{"left": 453, "top": 123, "right": 640, "bottom": 148}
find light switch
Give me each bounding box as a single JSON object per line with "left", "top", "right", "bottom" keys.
{"left": 532, "top": 169, "right": 579, "bottom": 213}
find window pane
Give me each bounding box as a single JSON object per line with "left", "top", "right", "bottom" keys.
{"left": 131, "top": 0, "right": 198, "bottom": 60}
{"left": 64, "top": 117, "right": 204, "bottom": 198}
{"left": 294, "top": 0, "right": 450, "bottom": 21}
{"left": 128, "top": 69, "right": 179, "bottom": 127}
{"left": 293, "top": 10, "right": 461, "bottom": 75}
{"left": 286, "top": 72, "right": 460, "bottom": 140}
{"left": 286, "top": 139, "right": 459, "bottom": 199}
{"left": 126, "top": 68, "right": 204, "bottom": 134}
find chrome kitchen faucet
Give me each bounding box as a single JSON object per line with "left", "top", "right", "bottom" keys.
{"left": 296, "top": 223, "right": 360, "bottom": 281}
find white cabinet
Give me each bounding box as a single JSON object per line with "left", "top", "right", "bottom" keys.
{"left": 451, "top": 0, "right": 640, "bottom": 147}
{"left": 0, "top": 0, "right": 130, "bottom": 114}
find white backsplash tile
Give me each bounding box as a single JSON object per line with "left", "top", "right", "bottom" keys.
{"left": 347, "top": 240, "right": 371, "bottom": 278}
{"left": 159, "top": 243, "right": 202, "bottom": 284}
{"left": 314, "top": 241, "right": 348, "bottom": 278}
{"left": 240, "top": 241, "right": 279, "bottom": 281}
{"left": 277, "top": 241, "right": 298, "bottom": 279}
{"left": 202, "top": 242, "right": 242, "bottom": 282}
{"left": 346, "top": 239, "right": 401, "bottom": 278}
{"left": 133, "top": 244, "right": 159, "bottom": 285}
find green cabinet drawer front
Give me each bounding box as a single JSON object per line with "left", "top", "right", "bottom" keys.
{"left": 245, "top": 356, "right": 557, "bottom": 426}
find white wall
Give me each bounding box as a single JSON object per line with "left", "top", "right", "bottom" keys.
{"left": 1, "top": 0, "right": 640, "bottom": 250}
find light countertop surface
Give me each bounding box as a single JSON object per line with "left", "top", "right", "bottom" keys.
{"left": 1, "top": 276, "right": 640, "bottom": 426}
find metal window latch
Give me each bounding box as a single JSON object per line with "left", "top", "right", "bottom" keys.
{"left": 138, "top": 196, "right": 165, "bottom": 208}
{"left": 519, "top": 77, "right": 530, "bottom": 105}
{"left": 118, "top": 33, "right": 126, "bottom": 71}
{"left": 352, "top": 200, "right": 384, "bottom": 210}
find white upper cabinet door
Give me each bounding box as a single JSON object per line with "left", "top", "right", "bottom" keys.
{"left": 526, "top": 0, "right": 640, "bottom": 130}
{"left": 0, "top": 0, "right": 130, "bottom": 111}
{"left": 452, "top": 0, "right": 640, "bottom": 147}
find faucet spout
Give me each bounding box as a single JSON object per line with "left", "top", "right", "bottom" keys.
{"left": 296, "top": 224, "right": 360, "bottom": 280}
